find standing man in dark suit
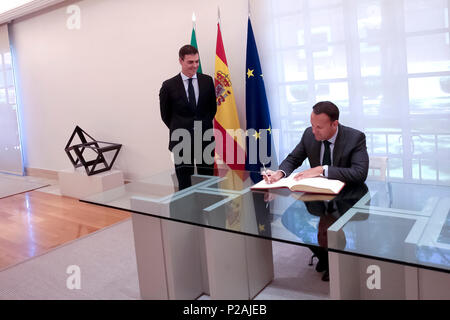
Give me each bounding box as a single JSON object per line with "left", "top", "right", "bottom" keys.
{"left": 263, "top": 101, "right": 369, "bottom": 280}
{"left": 160, "top": 45, "right": 217, "bottom": 190}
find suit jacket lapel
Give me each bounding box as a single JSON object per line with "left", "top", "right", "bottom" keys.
{"left": 310, "top": 139, "right": 322, "bottom": 167}
{"left": 333, "top": 124, "right": 344, "bottom": 166}
{"left": 197, "top": 74, "right": 203, "bottom": 108}
{"left": 177, "top": 73, "right": 190, "bottom": 106}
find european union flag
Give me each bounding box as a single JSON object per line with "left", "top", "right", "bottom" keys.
{"left": 245, "top": 18, "right": 276, "bottom": 182}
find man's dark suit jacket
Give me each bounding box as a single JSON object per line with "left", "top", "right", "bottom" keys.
{"left": 279, "top": 124, "right": 369, "bottom": 183}
{"left": 159, "top": 73, "right": 217, "bottom": 151}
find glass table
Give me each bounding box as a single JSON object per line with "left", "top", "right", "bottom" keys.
{"left": 81, "top": 167, "right": 450, "bottom": 299}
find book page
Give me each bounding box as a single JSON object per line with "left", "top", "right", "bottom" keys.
{"left": 288, "top": 176, "right": 344, "bottom": 194}
{"left": 250, "top": 173, "right": 306, "bottom": 189}
{"left": 250, "top": 176, "right": 290, "bottom": 189}
{"left": 251, "top": 173, "right": 344, "bottom": 194}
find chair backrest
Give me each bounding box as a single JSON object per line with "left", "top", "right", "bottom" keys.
{"left": 368, "top": 156, "right": 388, "bottom": 181}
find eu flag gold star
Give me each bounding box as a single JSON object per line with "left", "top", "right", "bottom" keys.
{"left": 267, "top": 126, "right": 272, "bottom": 134}
{"left": 252, "top": 130, "right": 261, "bottom": 140}
{"left": 247, "top": 69, "right": 255, "bottom": 78}
{"left": 259, "top": 224, "right": 265, "bottom": 232}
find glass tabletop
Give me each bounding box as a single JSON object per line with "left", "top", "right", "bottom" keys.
{"left": 81, "top": 167, "right": 450, "bottom": 273}
{"left": 327, "top": 180, "right": 450, "bottom": 273}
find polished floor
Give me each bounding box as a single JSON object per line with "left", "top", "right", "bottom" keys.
{"left": 0, "top": 178, "right": 130, "bottom": 270}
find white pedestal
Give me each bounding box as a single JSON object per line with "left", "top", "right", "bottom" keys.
{"left": 130, "top": 212, "right": 204, "bottom": 300}
{"left": 58, "top": 167, "right": 124, "bottom": 199}
{"left": 130, "top": 198, "right": 205, "bottom": 300}
{"left": 205, "top": 229, "right": 274, "bottom": 300}
{"left": 329, "top": 252, "right": 450, "bottom": 299}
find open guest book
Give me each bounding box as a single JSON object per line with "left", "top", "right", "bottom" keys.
{"left": 250, "top": 174, "right": 345, "bottom": 195}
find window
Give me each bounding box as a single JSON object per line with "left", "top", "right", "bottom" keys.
{"left": 0, "top": 25, "right": 23, "bottom": 175}
{"left": 267, "top": 0, "right": 450, "bottom": 184}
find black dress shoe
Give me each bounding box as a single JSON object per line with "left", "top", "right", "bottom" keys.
{"left": 315, "top": 260, "right": 327, "bottom": 272}
{"left": 321, "top": 270, "right": 329, "bottom": 282}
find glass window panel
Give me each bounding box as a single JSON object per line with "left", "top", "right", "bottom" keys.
{"left": 3, "top": 52, "right": 11, "bottom": 68}
{"left": 362, "top": 77, "right": 383, "bottom": 115}
{"left": 293, "top": 120, "right": 309, "bottom": 133}
{"left": 407, "top": 33, "right": 450, "bottom": 74}
{"left": 371, "top": 134, "right": 387, "bottom": 154}
{"left": 286, "top": 130, "right": 303, "bottom": 151}
{"left": 438, "top": 160, "right": 450, "bottom": 185}
{"left": 420, "top": 159, "right": 438, "bottom": 181}
{"left": 285, "top": 84, "right": 309, "bottom": 104}
{"left": 404, "top": 0, "right": 449, "bottom": 33}
{"left": 437, "top": 135, "right": 450, "bottom": 157}
{"left": 279, "top": 99, "right": 289, "bottom": 117}
{"left": 313, "top": 45, "right": 347, "bottom": 79}
{"left": 278, "top": 15, "right": 305, "bottom": 48}
{"left": 310, "top": 5, "right": 345, "bottom": 43}
{"left": 412, "top": 134, "right": 436, "bottom": 155}
{"left": 315, "top": 82, "right": 348, "bottom": 110}
{"left": 5, "top": 69, "right": 13, "bottom": 86}
{"left": 280, "top": 50, "right": 307, "bottom": 81}
{"left": 309, "top": 0, "right": 342, "bottom": 9}
{"left": 289, "top": 103, "right": 311, "bottom": 122}
{"left": 7, "top": 87, "right": 15, "bottom": 105}
{"left": 274, "top": 0, "right": 304, "bottom": 15}
{"left": 0, "top": 71, "right": 3, "bottom": 87}
{"left": 387, "top": 134, "right": 402, "bottom": 154}
{"left": 360, "top": 43, "right": 381, "bottom": 76}
{"left": 412, "top": 159, "right": 420, "bottom": 180}
{"left": 388, "top": 158, "right": 403, "bottom": 179}
{"left": 0, "top": 88, "right": 6, "bottom": 104}
{"left": 366, "top": 132, "right": 375, "bottom": 153}
{"left": 0, "top": 26, "right": 23, "bottom": 175}
{"left": 408, "top": 76, "right": 450, "bottom": 115}
{"left": 357, "top": 1, "right": 382, "bottom": 39}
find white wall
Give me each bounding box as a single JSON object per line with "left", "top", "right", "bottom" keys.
{"left": 10, "top": 0, "right": 272, "bottom": 180}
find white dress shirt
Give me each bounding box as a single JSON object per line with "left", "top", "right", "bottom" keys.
{"left": 180, "top": 72, "right": 199, "bottom": 105}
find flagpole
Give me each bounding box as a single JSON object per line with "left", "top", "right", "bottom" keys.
{"left": 217, "top": 6, "right": 221, "bottom": 24}
{"left": 248, "top": 0, "right": 251, "bottom": 18}
{"left": 192, "top": 12, "right": 196, "bottom": 30}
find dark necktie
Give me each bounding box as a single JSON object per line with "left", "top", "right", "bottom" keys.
{"left": 322, "top": 140, "right": 331, "bottom": 166}
{"left": 188, "top": 78, "right": 196, "bottom": 109}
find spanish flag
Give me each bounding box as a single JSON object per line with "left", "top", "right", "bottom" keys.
{"left": 213, "top": 22, "right": 246, "bottom": 171}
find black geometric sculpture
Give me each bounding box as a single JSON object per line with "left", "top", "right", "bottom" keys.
{"left": 64, "top": 126, "right": 122, "bottom": 176}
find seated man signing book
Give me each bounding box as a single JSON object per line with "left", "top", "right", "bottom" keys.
{"left": 263, "top": 101, "right": 369, "bottom": 281}
{"left": 263, "top": 101, "right": 369, "bottom": 185}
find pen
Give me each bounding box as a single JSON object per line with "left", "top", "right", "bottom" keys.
{"left": 262, "top": 163, "right": 271, "bottom": 183}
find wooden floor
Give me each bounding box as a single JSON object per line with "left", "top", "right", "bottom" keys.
{"left": 0, "top": 190, "right": 131, "bottom": 270}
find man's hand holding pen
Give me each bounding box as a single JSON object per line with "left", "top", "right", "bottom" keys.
{"left": 261, "top": 169, "right": 284, "bottom": 184}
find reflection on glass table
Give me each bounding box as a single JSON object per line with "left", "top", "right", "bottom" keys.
{"left": 328, "top": 180, "right": 450, "bottom": 273}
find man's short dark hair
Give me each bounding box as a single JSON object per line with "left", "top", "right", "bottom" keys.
{"left": 179, "top": 45, "right": 198, "bottom": 60}
{"left": 312, "top": 101, "right": 339, "bottom": 122}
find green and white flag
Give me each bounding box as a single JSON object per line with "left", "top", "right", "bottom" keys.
{"left": 190, "top": 12, "right": 202, "bottom": 74}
